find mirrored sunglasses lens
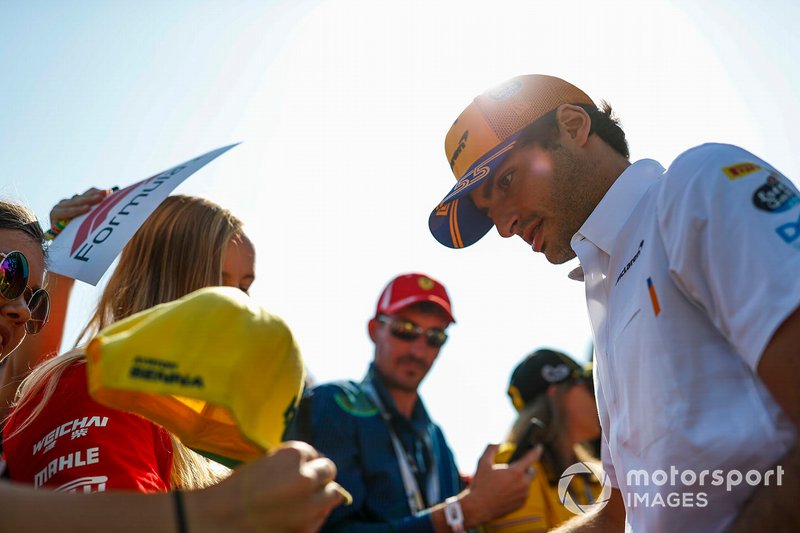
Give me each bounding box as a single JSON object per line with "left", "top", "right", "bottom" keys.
{"left": 390, "top": 321, "right": 421, "bottom": 341}
{"left": 25, "top": 289, "right": 50, "bottom": 334}
{"left": 426, "top": 331, "right": 447, "bottom": 348}
{"left": 0, "top": 251, "right": 28, "bottom": 300}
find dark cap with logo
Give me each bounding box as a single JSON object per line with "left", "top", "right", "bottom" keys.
{"left": 507, "top": 348, "right": 589, "bottom": 411}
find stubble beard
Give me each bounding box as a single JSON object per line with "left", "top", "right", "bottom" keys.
{"left": 383, "top": 357, "right": 429, "bottom": 393}
{"left": 544, "top": 146, "right": 596, "bottom": 264}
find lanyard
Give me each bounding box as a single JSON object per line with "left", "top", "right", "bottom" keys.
{"left": 361, "top": 379, "right": 441, "bottom": 514}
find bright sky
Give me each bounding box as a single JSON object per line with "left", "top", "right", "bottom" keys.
{"left": 2, "top": 0, "right": 798, "bottom": 471}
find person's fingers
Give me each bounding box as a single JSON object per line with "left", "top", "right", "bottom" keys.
{"left": 478, "top": 443, "right": 500, "bottom": 467}
{"left": 284, "top": 481, "right": 348, "bottom": 533}
{"left": 52, "top": 204, "right": 92, "bottom": 218}
{"left": 280, "top": 440, "right": 321, "bottom": 461}
{"left": 79, "top": 187, "right": 105, "bottom": 197}
{"left": 328, "top": 482, "right": 352, "bottom": 506}
{"left": 316, "top": 482, "right": 349, "bottom": 507}
{"left": 302, "top": 456, "right": 338, "bottom": 489}
{"left": 57, "top": 188, "right": 107, "bottom": 207}
{"left": 49, "top": 188, "right": 114, "bottom": 227}
{"left": 317, "top": 483, "right": 350, "bottom": 519}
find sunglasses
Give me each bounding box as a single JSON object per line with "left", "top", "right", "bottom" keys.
{"left": 0, "top": 251, "right": 50, "bottom": 334}
{"left": 376, "top": 315, "right": 448, "bottom": 348}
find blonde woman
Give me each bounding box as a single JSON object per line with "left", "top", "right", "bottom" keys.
{"left": 4, "top": 195, "right": 256, "bottom": 492}
{"left": 0, "top": 197, "right": 343, "bottom": 532}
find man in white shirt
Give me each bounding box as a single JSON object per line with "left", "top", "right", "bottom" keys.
{"left": 427, "top": 74, "right": 799, "bottom": 532}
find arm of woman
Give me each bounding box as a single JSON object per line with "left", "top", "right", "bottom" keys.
{"left": 1, "top": 441, "right": 344, "bottom": 533}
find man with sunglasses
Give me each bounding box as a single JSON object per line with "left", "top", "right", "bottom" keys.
{"left": 427, "top": 74, "right": 800, "bottom": 531}
{"left": 286, "top": 272, "right": 539, "bottom": 532}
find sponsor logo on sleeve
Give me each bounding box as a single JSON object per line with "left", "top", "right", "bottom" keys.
{"left": 776, "top": 211, "right": 800, "bottom": 245}
{"left": 723, "top": 162, "right": 762, "bottom": 180}
{"left": 753, "top": 175, "right": 799, "bottom": 213}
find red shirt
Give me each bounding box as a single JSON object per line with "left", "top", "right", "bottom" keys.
{"left": 3, "top": 361, "right": 173, "bottom": 493}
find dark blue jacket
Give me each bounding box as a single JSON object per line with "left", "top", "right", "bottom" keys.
{"left": 285, "top": 364, "right": 463, "bottom": 532}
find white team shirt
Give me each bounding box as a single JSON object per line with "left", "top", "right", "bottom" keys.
{"left": 571, "top": 143, "right": 799, "bottom": 532}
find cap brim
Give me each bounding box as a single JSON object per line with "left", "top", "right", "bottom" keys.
{"left": 428, "top": 133, "right": 520, "bottom": 249}
{"left": 428, "top": 195, "right": 493, "bottom": 249}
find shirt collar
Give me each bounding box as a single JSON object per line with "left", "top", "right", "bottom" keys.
{"left": 574, "top": 159, "right": 665, "bottom": 256}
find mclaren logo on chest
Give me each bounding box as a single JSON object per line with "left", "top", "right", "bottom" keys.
{"left": 616, "top": 240, "right": 644, "bottom": 285}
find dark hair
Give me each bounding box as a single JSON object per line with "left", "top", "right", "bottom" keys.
{"left": 517, "top": 101, "right": 629, "bottom": 159}
{"left": 0, "top": 199, "right": 47, "bottom": 259}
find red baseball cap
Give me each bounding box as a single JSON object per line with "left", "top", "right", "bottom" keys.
{"left": 374, "top": 273, "right": 455, "bottom": 323}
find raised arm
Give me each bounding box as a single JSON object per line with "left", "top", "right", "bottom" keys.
{"left": 428, "top": 444, "right": 543, "bottom": 532}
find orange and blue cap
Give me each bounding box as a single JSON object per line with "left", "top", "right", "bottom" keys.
{"left": 428, "top": 75, "right": 595, "bottom": 248}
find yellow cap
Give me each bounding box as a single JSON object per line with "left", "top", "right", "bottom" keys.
{"left": 86, "top": 286, "right": 305, "bottom": 464}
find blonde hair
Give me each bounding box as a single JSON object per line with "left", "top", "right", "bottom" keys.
{"left": 8, "top": 195, "right": 244, "bottom": 490}
{"left": 78, "top": 195, "right": 243, "bottom": 341}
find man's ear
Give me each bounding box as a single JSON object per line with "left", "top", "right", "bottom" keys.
{"left": 368, "top": 318, "right": 379, "bottom": 342}
{"left": 556, "top": 104, "right": 591, "bottom": 146}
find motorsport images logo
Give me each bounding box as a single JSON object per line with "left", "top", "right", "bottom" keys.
{"left": 558, "top": 462, "right": 612, "bottom": 515}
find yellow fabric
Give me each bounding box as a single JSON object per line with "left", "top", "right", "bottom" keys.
{"left": 482, "top": 445, "right": 601, "bottom": 533}
{"left": 86, "top": 286, "right": 305, "bottom": 463}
